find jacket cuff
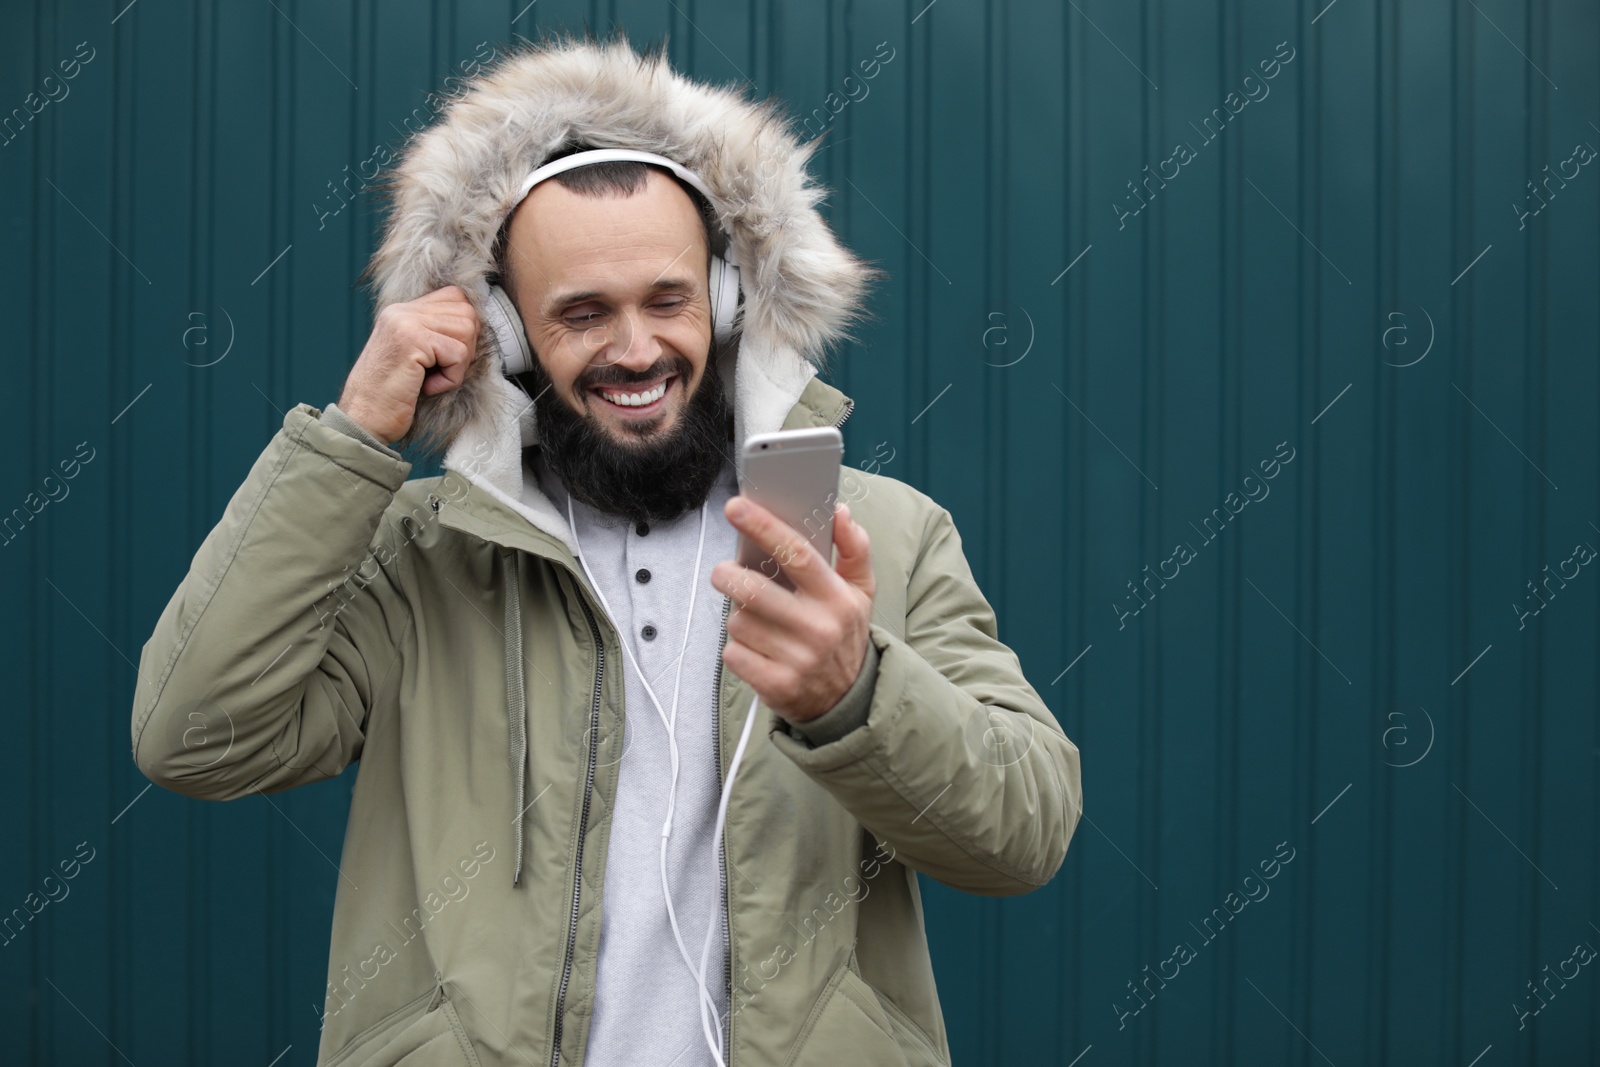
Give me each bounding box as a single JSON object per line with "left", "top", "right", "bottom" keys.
{"left": 776, "top": 637, "right": 880, "bottom": 749}
{"left": 319, "top": 401, "right": 403, "bottom": 459}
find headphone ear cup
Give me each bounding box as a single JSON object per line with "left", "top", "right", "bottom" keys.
{"left": 481, "top": 282, "right": 534, "bottom": 376}
{"left": 708, "top": 254, "right": 742, "bottom": 344}
{"left": 707, "top": 256, "right": 720, "bottom": 339}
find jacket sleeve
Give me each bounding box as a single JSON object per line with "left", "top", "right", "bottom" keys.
{"left": 130, "top": 403, "right": 415, "bottom": 801}
{"left": 768, "top": 503, "right": 1083, "bottom": 896}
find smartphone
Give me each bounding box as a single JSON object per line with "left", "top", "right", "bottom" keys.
{"left": 734, "top": 427, "right": 844, "bottom": 591}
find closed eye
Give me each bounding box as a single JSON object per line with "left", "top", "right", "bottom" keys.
{"left": 563, "top": 299, "right": 688, "bottom": 328}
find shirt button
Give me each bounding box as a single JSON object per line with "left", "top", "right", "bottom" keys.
{"left": 636, "top": 568, "right": 652, "bottom": 584}
{"left": 636, "top": 521, "right": 650, "bottom": 536}
{"left": 641, "top": 624, "right": 658, "bottom": 641}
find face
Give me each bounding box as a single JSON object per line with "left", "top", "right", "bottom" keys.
{"left": 503, "top": 169, "right": 715, "bottom": 448}
{"left": 501, "top": 168, "right": 734, "bottom": 524}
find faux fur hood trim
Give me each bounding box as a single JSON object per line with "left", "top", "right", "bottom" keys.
{"left": 358, "top": 29, "right": 881, "bottom": 550}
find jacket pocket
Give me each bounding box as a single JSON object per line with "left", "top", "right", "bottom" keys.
{"left": 868, "top": 985, "right": 949, "bottom": 1067}
{"left": 782, "top": 959, "right": 913, "bottom": 1067}
{"left": 325, "top": 973, "right": 483, "bottom": 1067}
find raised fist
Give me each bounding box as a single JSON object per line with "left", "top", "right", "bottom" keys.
{"left": 338, "top": 285, "right": 480, "bottom": 446}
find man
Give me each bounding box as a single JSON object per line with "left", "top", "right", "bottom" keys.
{"left": 131, "top": 31, "right": 1082, "bottom": 1067}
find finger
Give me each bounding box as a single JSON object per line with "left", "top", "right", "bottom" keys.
{"left": 433, "top": 320, "right": 482, "bottom": 348}
{"left": 420, "top": 331, "right": 473, "bottom": 395}
{"left": 423, "top": 308, "right": 482, "bottom": 343}
{"left": 713, "top": 559, "right": 809, "bottom": 630}
{"left": 725, "top": 497, "right": 838, "bottom": 597}
{"left": 724, "top": 601, "right": 809, "bottom": 664}
{"left": 420, "top": 369, "right": 456, "bottom": 396}
{"left": 720, "top": 638, "right": 790, "bottom": 701}
{"left": 715, "top": 563, "right": 847, "bottom": 684}
{"left": 424, "top": 302, "right": 480, "bottom": 322}
{"left": 831, "top": 503, "right": 875, "bottom": 593}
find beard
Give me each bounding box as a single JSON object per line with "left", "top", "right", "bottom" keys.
{"left": 518, "top": 343, "right": 733, "bottom": 526}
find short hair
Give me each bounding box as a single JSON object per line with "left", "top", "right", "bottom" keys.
{"left": 492, "top": 146, "right": 722, "bottom": 293}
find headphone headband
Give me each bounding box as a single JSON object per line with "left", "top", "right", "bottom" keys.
{"left": 514, "top": 148, "right": 737, "bottom": 266}
{"left": 517, "top": 147, "right": 711, "bottom": 198}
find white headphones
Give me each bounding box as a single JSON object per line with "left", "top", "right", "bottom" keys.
{"left": 478, "top": 148, "right": 744, "bottom": 376}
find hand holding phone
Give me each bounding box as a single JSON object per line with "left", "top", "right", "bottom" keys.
{"left": 717, "top": 426, "right": 879, "bottom": 723}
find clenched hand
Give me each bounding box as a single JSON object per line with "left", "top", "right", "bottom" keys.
{"left": 338, "top": 285, "right": 479, "bottom": 446}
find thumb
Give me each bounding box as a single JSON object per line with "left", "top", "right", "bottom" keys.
{"left": 832, "top": 503, "right": 874, "bottom": 593}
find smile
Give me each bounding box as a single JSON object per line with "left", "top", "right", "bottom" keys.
{"left": 591, "top": 376, "right": 675, "bottom": 414}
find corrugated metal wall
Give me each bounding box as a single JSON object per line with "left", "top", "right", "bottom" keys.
{"left": 2, "top": 0, "right": 1596, "bottom": 1064}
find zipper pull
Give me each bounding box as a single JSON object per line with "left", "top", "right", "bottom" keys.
{"left": 429, "top": 970, "right": 446, "bottom": 1012}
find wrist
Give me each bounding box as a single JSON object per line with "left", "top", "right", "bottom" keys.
{"left": 784, "top": 636, "right": 879, "bottom": 747}
{"left": 323, "top": 402, "right": 403, "bottom": 457}
{"left": 337, "top": 398, "right": 394, "bottom": 447}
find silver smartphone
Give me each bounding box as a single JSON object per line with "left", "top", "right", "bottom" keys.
{"left": 734, "top": 427, "right": 844, "bottom": 591}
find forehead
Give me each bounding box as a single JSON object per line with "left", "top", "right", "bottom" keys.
{"left": 503, "top": 169, "right": 709, "bottom": 306}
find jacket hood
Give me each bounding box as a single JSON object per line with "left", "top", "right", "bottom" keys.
{"left": 360, "top": 29, "right": 881, "bottom": 552}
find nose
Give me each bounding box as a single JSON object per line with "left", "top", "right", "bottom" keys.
{"left": 586, "top": 306, "right": 663, "bottom": 374}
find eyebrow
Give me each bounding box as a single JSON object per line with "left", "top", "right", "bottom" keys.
{"left": 541, "top": 277, "right": 698, "bottom": 318}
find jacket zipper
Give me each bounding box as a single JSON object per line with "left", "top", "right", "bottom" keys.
{"left": 430, "top": 970, "right": 446, "bottom": 1011}
{"left": 712, "top": 591, "right": 734, "bottom": 1061}
{"left": 550, "top": 588, "right": 606, "bottom": 1067}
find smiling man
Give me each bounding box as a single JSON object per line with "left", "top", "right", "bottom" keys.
{"left": 131, "top": 31, "right": 1082, "bottom": 1067}
{"left": 502, "top": 158, "right": 734, "bottom": 524}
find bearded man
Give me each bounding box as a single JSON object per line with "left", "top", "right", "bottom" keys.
{"left": 132, "top": 31, "right": 1082, "bottom": 1067}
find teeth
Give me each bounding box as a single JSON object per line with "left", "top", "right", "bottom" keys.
{"left": 598, "top": 380, "right": 668, "bottom": 407}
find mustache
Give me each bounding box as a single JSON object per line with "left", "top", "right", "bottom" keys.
{"left": 575, "top": 354, "right": 694, "bottom": 391}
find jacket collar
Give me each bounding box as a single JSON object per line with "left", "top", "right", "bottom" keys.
{"left": 436, "top": 365, "right": 853, "bottom": 568}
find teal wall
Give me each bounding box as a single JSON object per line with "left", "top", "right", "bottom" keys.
{"left": 2, "top": 0, "right": 1597, "bottom": 1064}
